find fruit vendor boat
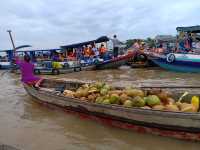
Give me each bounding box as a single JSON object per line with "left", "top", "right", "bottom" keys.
{"left": 24, "top": 79, "right": 200, "bottom": 141}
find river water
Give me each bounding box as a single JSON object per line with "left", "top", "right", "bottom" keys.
{"left": 0, "top": 67, "right": 200, "bottom": 150}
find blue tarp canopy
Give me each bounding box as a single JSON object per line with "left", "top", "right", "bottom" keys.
{"left": 176, "top": 25, "right": 200, "bottom": 33}
{"left": 60, "top": 36, "right": 109, "bottom": 49}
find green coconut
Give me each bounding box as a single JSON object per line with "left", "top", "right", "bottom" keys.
{"left": 120, "top": 93, "right": 129, "bottom": 104}
{"left": 95, "top": 97, "right": 104, "bottom": 104}
{"left": 123, "top": 100, "right": 133, "bottom": 107}
{"left": 146, "top": 95, "right": 161, "bottom": 107}
{"left": 103, "top": 84, "right": 112, "bottom": 90}
{"left": 109, "top": 94, "right": 120, "bottom": 104}
{"left": 100, "top": 88, "right": 109, "bottom": 96}
{"left": 94, "top": 82, "right": 105, "bottom": 89}
{"left": 102, "top": 99, "right": 111, "bottom": 105}
{"left": 132, "top": 96, "right": 146, "bottom": 107}
{"left": 125, "top": 89, "right": 144, "bottom": 97}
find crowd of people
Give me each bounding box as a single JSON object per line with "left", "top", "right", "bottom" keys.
{"left": 66, "top": 35, "right": 122, "bottom": 63}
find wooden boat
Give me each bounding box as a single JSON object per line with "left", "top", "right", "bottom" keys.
{"left": 24, "top": 78, "right": 200, "bottom": 141}
{"left": 148, "top": 25, "right": 200, "bottom": 73}
{"left": 149, "top": 53, "right": 200, "bottom": 73}
{"left": 95, "top": 52, "right": 136, "bottom": 69}
{"left": 34, "top": 61, "right": 95, "bottom": 75}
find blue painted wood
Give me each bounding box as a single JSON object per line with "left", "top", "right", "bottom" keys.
{"left": 151, "top": 54, "right": 200, "bottom": 73}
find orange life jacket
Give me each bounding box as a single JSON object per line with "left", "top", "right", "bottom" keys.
{"left": 99, "top": 47, "right": 107, "bottom": 54}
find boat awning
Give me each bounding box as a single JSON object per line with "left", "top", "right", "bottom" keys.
{"left": 155, "top": 35, "right": 176, "bottom": 43}
{"left": 60, "top": 36, "right": 109, "bottom": 49}
{"left": 176, "top": 25, "right": 200, "bottom": 33}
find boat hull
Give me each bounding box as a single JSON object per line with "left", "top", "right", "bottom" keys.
{"left": 96, "top": 53, "right": 135, "bottom": 69}
{"left": 24, "top": 82, "right": 200, "bottom": 141}
{"left": 34, "top": 65, "right": 95, "bottom": 75}
{"left": 0, "top": 62, "right": 12, "bottom": 70}
{"left": 150, "top": 53, "right": 200, "bottom": 73}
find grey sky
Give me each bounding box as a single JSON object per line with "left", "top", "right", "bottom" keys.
{"left": 0, "top": 0, "right": 200, "bottom": 49}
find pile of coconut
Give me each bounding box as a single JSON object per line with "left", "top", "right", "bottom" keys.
{"left": 63, "top": 82, "right": 199, "bottom": 113}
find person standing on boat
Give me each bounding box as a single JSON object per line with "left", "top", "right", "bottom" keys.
{"left": 15, "top": 54, "right": 41, "bottom": 85}
{"left": 110, "top": 35, "right": 121, "bottom": 58}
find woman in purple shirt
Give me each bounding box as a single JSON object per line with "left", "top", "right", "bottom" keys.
{"left": 16, "top": 55, "right": 41, "bottom": 85}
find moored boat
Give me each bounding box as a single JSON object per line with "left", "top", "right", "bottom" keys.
{"left": 33, "top": 60, "right": 95, "bottom": 75}
{"left": 24, "top": 79, "right": 200, "bottom": 141}
{"left": 150, "top": 53, "right": 200, "bottom": 73}
{"left": 148, "top": 25, "right": 200, "bottom": 73}
{"left": 95, "top": 52, "right": 135, "bottom": 69}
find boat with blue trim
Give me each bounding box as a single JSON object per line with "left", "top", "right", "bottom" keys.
{"left": 150, "top": 53, "right": 200, "bottom": 73}
{"left": 149, "top": 25, "right": 200, "bottom": 73}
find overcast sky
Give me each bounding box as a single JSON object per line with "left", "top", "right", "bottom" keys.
{"left": 0, "top": 0, "right": 200, "bottom": 49}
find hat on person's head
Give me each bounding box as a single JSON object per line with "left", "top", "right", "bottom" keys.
{"left": 113, "top": 35, "right": 117, "bottom": 38}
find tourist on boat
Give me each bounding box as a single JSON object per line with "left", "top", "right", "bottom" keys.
{"left": 133, "top": 40, "right": 140, "bottom": 50}
{"left": 15, "top": 54, "right": 41, "bottom": 85}
{"left": 195, "top": 40, "right": 200, "bottom": 49}
{"left": 110, "top": 35, "right": 121, "bottom": 57}
{"left": 91, "top": 43, "right": 99, "bottom": 57}
{"left": 184, "top": 33, "right": 193, "bottom": 51}
{"left": 99, "top": 44, "right": 107, "bottom": 59}
{"left": 52, "top": 52, "right": 62, "bottom": 69}
{"left": 84, "top": 45, "right": 92, "bottom": 57}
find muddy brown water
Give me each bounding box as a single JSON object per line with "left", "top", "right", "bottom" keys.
{"left": 0, "top": 67, "right": 200, "bottom": 150}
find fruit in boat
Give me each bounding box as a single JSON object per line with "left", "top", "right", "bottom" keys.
{"left": 120, "top": 93, "right": 129, "bottom": 104}
{"left": 74, "top": 90, "right": 83, "bottom": 98}
{"left": 102, "top": 99, "right": 111, "bottom": 105}
{"left": 82, "top": 84, "right": 89, "bottom": 88}
{"left": 63, "top": 90, "right": 75, "bottom": 98}
{"left": 103, "top": 84, "right": 111, "bottom": 90}
{"left": 80, "top": 97, "right": 87, "bottom": 101}
{"left": 81, "top": 89, "right": 89, "bottom": 97}
{"left": 95, "top": 97, "right": 104, "bottom": 104}
{"left": 100, "top": 88, "right": 108, "bottom": 96}
{"left": 146, "top": 95, "right": 161, "bottom": 107}
{"left": 181, "top": 104, "right": 197, "bottom": 112}
{"left": 165, "top": 104, "right": 179, "bottom": 112}
{"left": 108, "top": 90, "right": 123, "bottom": 95}
{"left": 125, "top": 89, "right": 144, "bottom": 97}
{"left": 191, "top": 96, "right": 199, "bottom": 111}
{"left": 94, "top": 82, "right": 105, "bottom": 89}
{"left": 176, "top": 102, "right": 197, "bottom": 112}
{"left": 132, "top": 96, "right": 145, "bottom": 107}
{"left": 152, "top": 105, "right": 165, "bottom": 110}
{"left": 166, "top": 97, "right": 175, "bottom": 105}
{"left": 157, "top": 91, "right": 172, "bottom": 103}
{"left": 123, "top": 100, "right": 133, "bottom": 107}
{"left": 109, "top": 94, "right": 120, "bottom": 104}
{"left": 88, "top": 87, "right": 99, "bottom": 93}
{"left": 87, "top": 94, "right": 96, "bottom": 102}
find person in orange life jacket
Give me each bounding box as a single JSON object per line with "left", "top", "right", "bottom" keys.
{"left": 99, "top": 44, "right": 107, "bottom": 59}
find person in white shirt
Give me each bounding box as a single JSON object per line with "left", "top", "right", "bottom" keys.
{"left": 110, "top": 35, "right": 121, "bottom": 58}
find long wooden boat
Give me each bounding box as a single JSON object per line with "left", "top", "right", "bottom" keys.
{"left": 34, "top": 64, "right": 95, "bottom": 75}
{"left": 95, "top": 52, "right": 136, "bottom": 69}
{"left": 0, "top": 61, "right": 12, "bottom": 70}
{"left": 149, "top": 53, "right": 200, "bottom": 73}
{"left": 24, "top": 79, "right": 200, "bottom": 141}
{"left": 33, "top": 60, "right": 96, "bottom": 75}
